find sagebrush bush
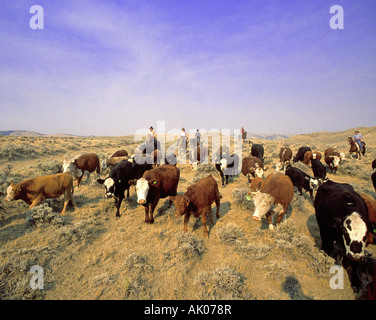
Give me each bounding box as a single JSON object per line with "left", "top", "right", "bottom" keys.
{"left": 176, "top": 232, "right": 206, "bottom": 259}
{"left": 25, "top": 204, "right": 65, "bottom": 227}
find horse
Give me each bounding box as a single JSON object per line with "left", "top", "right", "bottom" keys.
{"left": 348, "top": 137, "right": 365, "bottom": 160}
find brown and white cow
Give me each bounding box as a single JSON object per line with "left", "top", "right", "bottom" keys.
{"left": 303, "top": 150, "right": 322, "bottom": 167}
{"left": 324, "top": 148, "right": 342, "bottom": 174}
{"left": 170, "top": 174, "right": 221, "bottom": 237}
{"left": 360, "top": 194, "right": 376, "bottom": 245}
{"left": 129, "top": 164, "right": 180, "bottom": 223}
{"left": 5, "top": 172, "right": 75, "bottom": 214}
{"left": 250, "top": 176, "right": 264, "bottom": 192}
{"left": 248, "top": 173, "right": 294, "bottom": 230}
{"left": 241, "top": 156, "right": 264, "bottom": 183}
{"left": 276, "top": 147, "right": 293, "bottom": 172}
{"left": 63, "top": 153, "right": 100, "bottom": 187}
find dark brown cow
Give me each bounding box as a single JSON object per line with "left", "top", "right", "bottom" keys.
{"left": 170, "top": 174, "right": 221, "bottom": 237}
{"left": 324, "top": 148, "right": 342, "bottom": 174}
{"left": 130, "top": 165, "right": 180, "bottom": 223}
{"left": 241, "top": 156, "right": 264, "bottom": 183}
{"left": 5, "top": 172, "right": 75, "bottom": 214}
{"left": 102, "top": 150, "right": 129, "bottom": 169}
{"left": 63, "top": 153, "right": 100, "bottom": 187}
{"left": 248, "top": 173, "right": 294, "bottom": 230}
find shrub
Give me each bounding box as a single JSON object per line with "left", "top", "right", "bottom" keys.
{"left": 176, "top": 232, "right": 206, "bottom": 259}
{"left": 25, "top": 204, "right": 65, "bottom": 227}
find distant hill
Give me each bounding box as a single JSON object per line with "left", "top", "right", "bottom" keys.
{"left": 0, "top": 130, "right": 44, "bottom": 137}
{"left": 247, "top": 132, "right": 293, "bottom": 140}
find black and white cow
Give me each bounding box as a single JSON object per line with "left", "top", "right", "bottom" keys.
{"left": 314, "top": 180, "right": 376, "bottom": 293}
{"left": 97, "top": 160, "right": 151, "bottom": 218}
{"left": 215, "top": 153, "right": 240, "bottom": 187}
{"left": 285, "top": 165, "right": 319, "bottom": 200}
{"left": 314, "top": 180, "right": 373, "bottom": 260}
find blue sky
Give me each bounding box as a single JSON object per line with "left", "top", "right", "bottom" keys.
{"left": 0, "top": 1, "right": 375, "bottom": 136}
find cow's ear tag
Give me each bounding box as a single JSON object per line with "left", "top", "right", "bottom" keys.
{"left": 373, "top": 228, "right": 376, "bottom": 233}
{"left": 153, "top": 181, "right": 157, "bottom": 185}
{"left": 119, "top": 179, "right": 121, "bottom": 183}
{"left": 246, "top": 195, "right": 252, "bottom": 201}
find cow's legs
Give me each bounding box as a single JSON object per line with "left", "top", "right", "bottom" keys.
{"left": 265, "top": 212, "right": 274, "bottom": 231}
{"left": 29, "top": 195, "right": 44, "bottom": 209}
{"left": 201, "top": 206, "right": 209, "bottom": 237}
{"left": 183, "top": 213, "right": 190, "bottom": 232}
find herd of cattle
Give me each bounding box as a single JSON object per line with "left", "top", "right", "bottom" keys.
{"left": 3, "top": 138, "right": 376, "bottom": 299}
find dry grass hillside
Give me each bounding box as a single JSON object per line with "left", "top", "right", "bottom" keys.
{"left": 0, "top": 128, "right": 375, "bottom": 300}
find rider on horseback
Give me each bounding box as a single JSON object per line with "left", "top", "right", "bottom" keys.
{"left": 353, "top": 130, "right": 363, "bottom": 152}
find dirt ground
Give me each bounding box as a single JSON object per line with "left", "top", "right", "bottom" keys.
{"left": 0, "top": 127, "right": 375, "bottom": 300}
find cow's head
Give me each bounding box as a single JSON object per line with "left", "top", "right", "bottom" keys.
{"left": 63, "top": 159, "right": 82, "bottom": 178}
{"left": 97, "top": 177, "right": 116, "bottom": 198}
{"left": 220, "top": 158, "right": 228, "bottom": 172}
{"left": 250, "top": 191, "right": 274, "bottom": 221}
{"left": 330, "top": 212, "right": 368, "bottom": 260}
{"left": 330, "top": 156, "right": 341, "bottom": 168}
{"left": 169, "top": 195, "right": 190, "bottom": 217}
{"left": 5, "top": 181, "right": 20, "bottom": 202}
{"left": 305, "top": 176, "right": 319, "bottom": 190}
{"left": 130, "top": 177, "right": 157, "bottom": 204}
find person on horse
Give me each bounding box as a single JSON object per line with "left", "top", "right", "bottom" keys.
{"left": 195, "top": 129, "right": 202, "bottom": 146}
{"left": 352, "top": 130, "right": 364, "bottom": 152}
{"left": 178, "top": 128, "right": 187, "bottom": 148}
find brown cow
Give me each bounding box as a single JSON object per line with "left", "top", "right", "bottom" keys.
{"left": 129, "top": 164, "right": 180, "bottom": 223}
{"left": 5, "top": 172, "right": 75, "bottom": 214}
{"left": 241, "top": 156, "right": 264, "bottom": 183}
{"left": 324, "top": 148, "right": 341, "bottom": 174}
{"left": 102, "top": 150, "right": 129, "bottom": 169}
{"left": 276, "top": 147, "right": 292, "bottom": 172}
{"left": 63, "top": 153, "right": 100, "bottom": 187}
{"left": 303, "top": 150, "right": 322, "bottom": 166}
{"left": 170, "top": 174, "right": 221, "bottom": 237}
{"left": 360, "top": 194, "right": 376, "bottom": 245}
{"left": 248, "top": 173, "right": 294, "bottom": 230}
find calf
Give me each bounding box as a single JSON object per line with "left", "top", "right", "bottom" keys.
{"left": 103, "top": 156, "right": 129, "bottom": 170}
{"left": 63, "top": 153, "right": 100, "bottom": 187}
{"left": 130, "top": 165, "right": 180, "bottom": 223}
{"left": 293, "top": 147, "right": 311, "bottom": 163}
{"left": 241, "top": 156, "right": 264, "bottom": 183}
{"left": 303, "top": 150, "right": 322, "bottom": 166}
{"left": 97, "top": 160, "right": 151, "bottom": 218}
{"left": 170, "top": 174, "right": 221, "bottom": 237}
{"left": 248, "top": 173, "right": 294, "bottom": 230}
{"left": 276, "top": 147, "right": 293, "bottom": 172}
{"left": 324, "top": 148, "right": 341, "bottom": 174}
{"left": 311, "top": 158, "right": 327, "bottom": 183}
{"left": 5, "top": 172, "right": 75, "bottom": 214}
{"left": 215, "top": 153, "right": 239, "bottom": 187}
{"left": 285, "top": 165, "right": 318, "bottom": 200}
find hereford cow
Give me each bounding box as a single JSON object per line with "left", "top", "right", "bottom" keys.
{"left": 314, "top": 180, "right": 375, "bottom": 292}
{"left": 5, "top": 172, "right": 75, "bottom": 214}
{"left": 324, "top": 148, "right": 341, "bottom": 174}
{"left": 293, "top": 147, "right": 311, "bottom": 163}
{"left": 314, "top": 180, "right": 373, "bottom": 261}
{"left": 63, "top": 153, "right": 100, "bottom": 187}
{"left": 248, "top": 173, "right": 294, "bottom": 231}
{"left": 285, "top": 164, "right": 319, "bottom": 200}
{"left": 311, "top": 158, "right": 327, "bottom": 183}
{"left": 241, "top": 156, "right": 264, "bottom": 183}
{"left": 102, "top": 150, "right": 129, "bottom": 170}
{"left": 97, "top": 160, "right": 152, "bottom": 218}
{"left": 189, "top": 146, "right": 209, "bottom": 171}
{"left": 215, "top": 153, "right": 240, "bottom": 187}
{"left": 130, "top": 165, "right": 180, "bottom": 223}
{"left": 170, "top": 174, "right": 221, "bottom": 237}
{"left": 276, "top": 147, "right": 293, "bottom": 172}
